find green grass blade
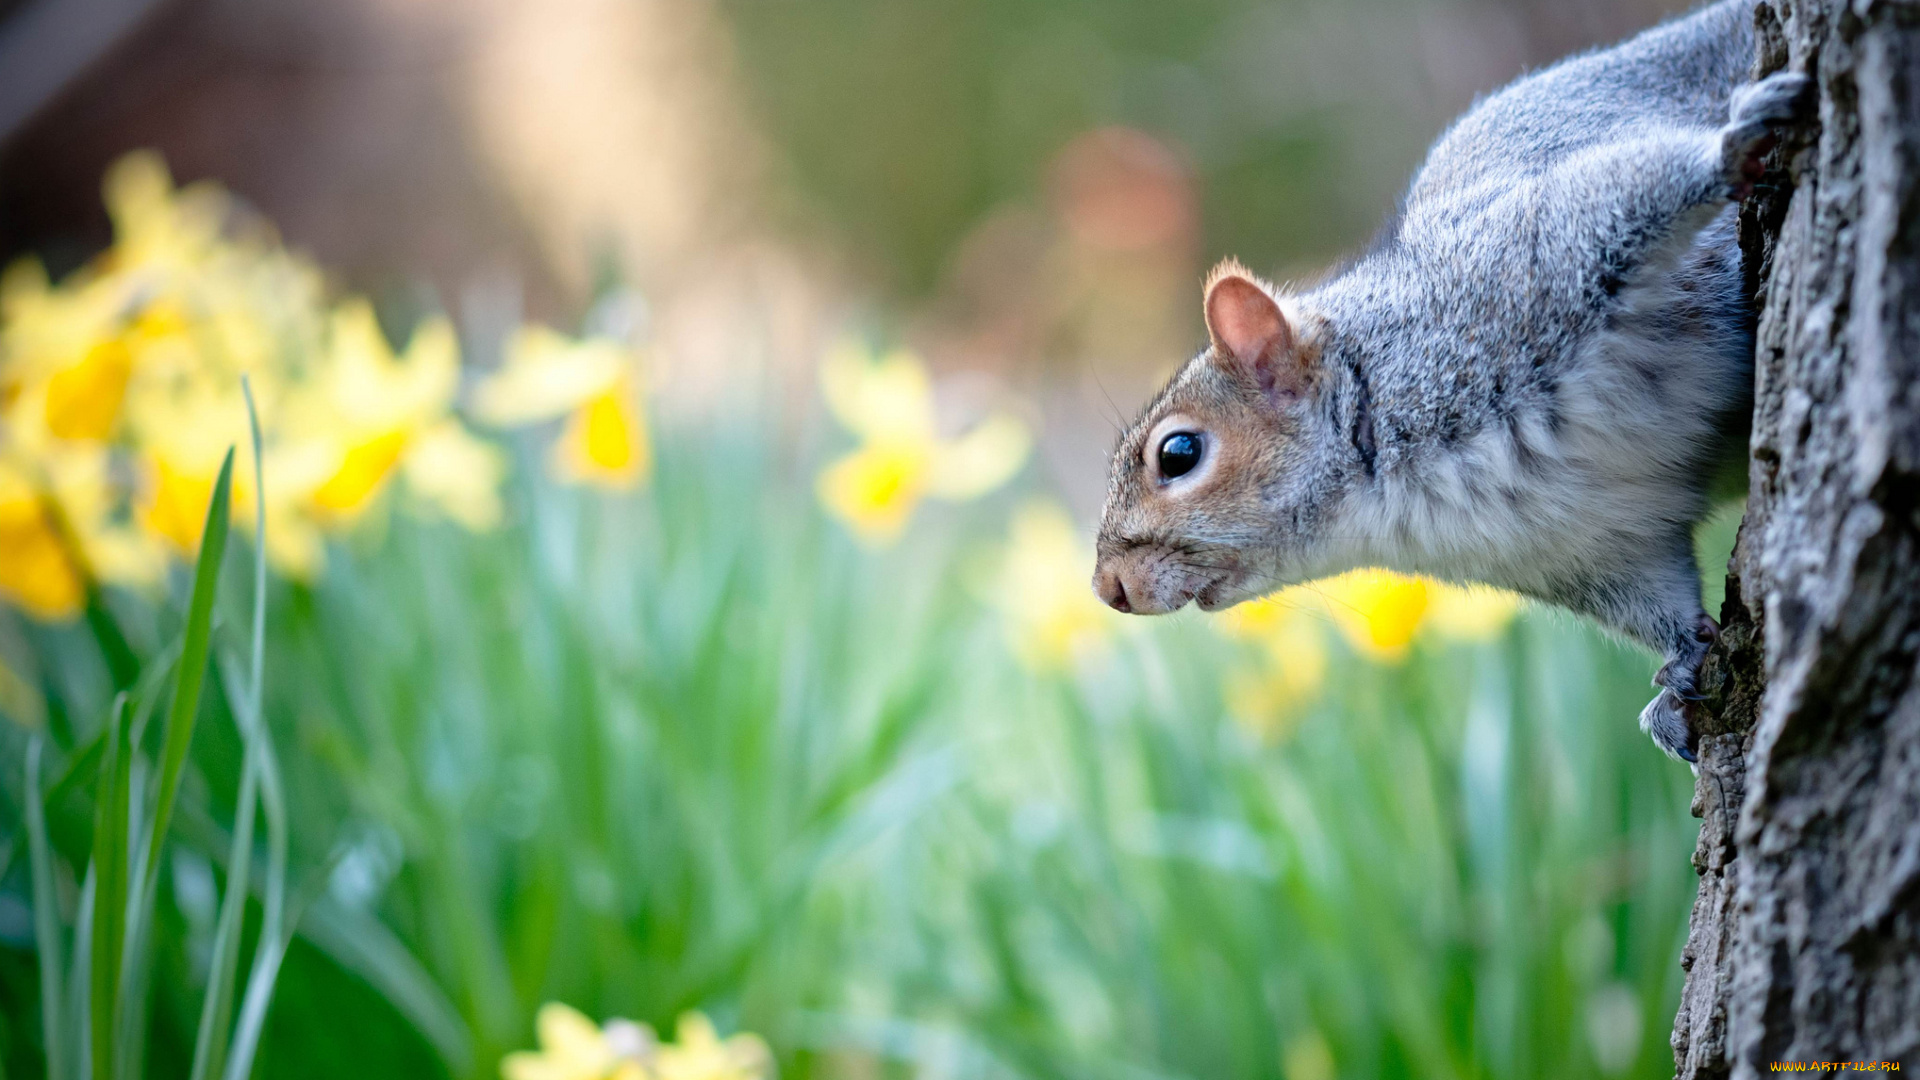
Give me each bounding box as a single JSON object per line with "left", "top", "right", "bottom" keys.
{"left": 109, "top": 642, "right": 188, "bottom": 1080}
{"left": 219, "top": 379, "right": 290, "bottom": 1080}
{"left": 26, "top": 737, "right": 69, "bottom": 1080}
{"left": 69, "top": 870, "right": 94, "bottom": 1080}
{"left": 87, "top": 695, "right": 131, "bottom": 1080}
{"left": 187, "top": 658, "right": 263, "bottom": 1080}
{"left": 221, "top": 381, "right": 288, "bottom": 1080}
{"left": 141, "top": 447, "right": 233, "bottom": 904}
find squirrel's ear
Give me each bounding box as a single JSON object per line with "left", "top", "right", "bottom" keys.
{"left": 1203, "top": 259, "right": 1301, "bottom": 401}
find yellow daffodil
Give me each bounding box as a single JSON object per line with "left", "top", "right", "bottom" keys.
{"left": 3, "top": 446, "right": 165, "bottom": 602}
{"left": 1425, "top": 582, "right": 1526, "bottom": 640}
{"left": 277, "top": 300, "right": 504, "bottom": 533}
{"left": 1306, "top": 570, "right": 1526, "bottom": 658}
{"left": 42, "top": 337, "right": 132, "bottom": 441}
{"left": 987, "top": 501, "right": 1122, "bottom": 670}
{"left": 140, "top": 455, "right": 219, "bottom": 555}
{"left": 0, "top": 149, "right": 509, "bottom": 609}
{"left": 98, "top": 150, "right": 227, "bottom": 280}
{"left": 651, "top": 1014, "right": 772, "bottom": 1080}
{"left": 402, "top": 418, "right": 508, "bottom": 530}
{"left": 1216, "top": 593, "right": 1330, "bottom": 741}
{"left": 1219, "top": 570, "right": 1526, "bottom": 666}
{"left": 816, "top": 342, "right": 1029, "bottom": 546}
{"left": 500, "top": 1004, "right": 771, "bottom": 1080}
{"left": 1309, "top": 570, "right": 1432, "bottom": 660}
{"left": 501, "top": 1003, "right": 646, "bottom": 1080}
{"left": 473, "top": 325, "right": 650, "bottom": 489}
{"left": 0, "top": 465, "right": 84, "bottom": 620}
{"left": 0, "top": 260, "right": 129, "bottom": 453}
{"left": 1212, "top": 571, "right": 1523, "bottom": 737}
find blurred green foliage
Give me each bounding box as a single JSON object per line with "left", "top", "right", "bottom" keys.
{"left": 1, "top": 396, "right": 1705, "bottom": 1080}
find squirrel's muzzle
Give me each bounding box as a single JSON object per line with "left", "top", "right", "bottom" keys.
{"left": 1091, "top": 543, "right": 1230, "bottom": 616}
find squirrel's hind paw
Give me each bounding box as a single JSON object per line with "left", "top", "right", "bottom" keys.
{"left": 1723, "top": 71, "right": 1816, "bottom": 195}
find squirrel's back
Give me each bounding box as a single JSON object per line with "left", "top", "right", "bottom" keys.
{"left": 1408, "top": 0, "right": 1756, "bottom": 207}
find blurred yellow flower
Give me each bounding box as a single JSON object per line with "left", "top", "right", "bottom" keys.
{"left": 473, "top": 325, "right": 650, "bottom": 489}
{"left": 99, "top": 150, "right": 226, "bottom": 279}
{"left": 555, "top": 382, "right": 646, "bottom": 488}
{"left": 1, "top": 262, "right": 126, "bottom": 454}
{"left": 310, "top": 429, "right": 409, "bottom": 515}
{"left": 1425, "top": 582, "right": 1526, "bottom": 641}
{"left": 816, "top": 443, "right": 927, "bottom": 543}
{"left": 1216, "top": 594, "right": 1329, "bottom": 741}
{"left": 816, "top": 343, "right": 1029, "bottom": 546}
{"left": 0, "top": 469, "right": 84, "bottom": 620}
{"left": 501, "top": 1003, "right": 645, "bottom": 1080}
{"left": 500, "top": 1004, "right": 771, "bottom": 1080}
{"left": 651, "top": 1013, "right": 772, "bottom": 1080}
{"left": 0, "top": 149, "right": 510, "bottom": 614}
{"left": 1311, "top": 570, "right": 1432, "bottom": 661}
{"left": 43, "top": 338, "right": 132, "bottom": 441}
{"left": 1212, "top": 570, "right": 1523, "bottom": 737}
{"left": 266, "top": 300, "right": 505, "bottom": 536}
{"left": 141, "top": 455, "right": 220, "bottom": 555}
{"left": 1219, "top": 569, "right": 1525, "bottom": 669}
{"left": 298, "top": 302, "right": 451, "bottom": 517}
{"left": 403, "top": 419, "right": 509, "bottom": 530}
{"left": 988, "top": 501, "right": 1122, "bottom": 671}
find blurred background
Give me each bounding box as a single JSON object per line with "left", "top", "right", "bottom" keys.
{"left": 0, "top": 0, "right": 1734, "bottom": 1077}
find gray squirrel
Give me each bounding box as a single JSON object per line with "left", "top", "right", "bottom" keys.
{"left": 1091, "top": 0, "right": 1813, "bottom": 761}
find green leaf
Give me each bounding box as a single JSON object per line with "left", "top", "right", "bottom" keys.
{"left": 86, "top": 695, "right": 131, "bottom": 1080}
{"left": 220, "top": 380, "right": 291, "bottom": 1080}
{"left": 26, "top": 738, "right": 69, "bottom": 1080}
{"left": 140, "top": 447, "right": 233, "bottom": 905}
{"left": 185, "top": 660, "right": 258, "bottom": 1080}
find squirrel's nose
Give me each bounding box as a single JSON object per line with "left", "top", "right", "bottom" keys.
{"left": 1093, "top": 568, "right": 1133, "bottom": 613}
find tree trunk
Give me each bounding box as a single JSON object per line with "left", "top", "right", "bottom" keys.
{"left": 1670, "top": 0, "right": 1920, "bottom": 1075}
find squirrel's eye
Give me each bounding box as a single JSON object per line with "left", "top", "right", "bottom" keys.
{"left": 1157, "top": 432, "right": 1203, "bottom": 480}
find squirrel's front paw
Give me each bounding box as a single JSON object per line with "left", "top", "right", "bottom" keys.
{"left": 1639, "top": 688, "right": 1697, "bottom": 763}
{"left": 1639, "top": 614, "right": 1716, "bottom": 762}
{"left": 1722, "top": 71, "right": 1815, "bottom": 195}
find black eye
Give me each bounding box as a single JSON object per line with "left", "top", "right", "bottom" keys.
{"left": 1157, "top": 432, "right": 1203, "bottom": 480}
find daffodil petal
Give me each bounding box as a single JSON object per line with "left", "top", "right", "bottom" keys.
{"left": 535, "top": 1002, "right": 615, "bottom": 1072}
{"left": 987, "top": 501, "right": 1118, "bottom": 670}
{"left": 1424, "top": 583, "right": 1524, "bottom": 640}
{"left": 819, "top": 342, "right": 938, "bottom": 444}
{"left": 474, "top": 326, "right": 630, "bottom": 426}
{"left": 552, "top": 385, "right": 649, "bottom": 489}
{"left": 140, "top": 456, "right": 221, "bottom": 556}
{"left": 816, "top": 442, "right": 931, "bottom": 546}
{"left": 404, "top": 419, "right": 506, "bottom": 529}
{"left": 1310, "top": 569, "right": 1430, "bottom": 661}
{"left": 0, "top": 494, "right": 85, "bottom": 620}
{"left": 43, "top": 338, "right": 132, "bottom": 441}
{"left": 310, "top": 429, "right": 409, "bottom": 519}
{"left": 925, "top": 412, "right": 1030, "bottom": 500}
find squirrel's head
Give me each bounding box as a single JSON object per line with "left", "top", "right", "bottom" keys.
{"left": 1092, "top": 259, "right": 1345, "bottom": 615}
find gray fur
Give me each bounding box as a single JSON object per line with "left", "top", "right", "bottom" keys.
{"left": 1095, "top": 0, "right": 1815, "bottom": 761}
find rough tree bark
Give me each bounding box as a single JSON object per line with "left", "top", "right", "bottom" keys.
{"left": 1671, "top": 0, "right": 1920, "bottom": 1075}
